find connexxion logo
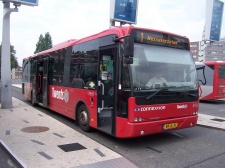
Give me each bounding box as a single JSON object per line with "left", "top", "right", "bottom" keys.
{"left": 134, "top": 106, "right": 166, "bottom": 112}
{"left": 52, "top": 87, "right": 69, "bottom": 103}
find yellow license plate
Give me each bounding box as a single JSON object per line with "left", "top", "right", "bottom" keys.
{"left": 163, "top": 123, "right": 178, "bottom": 130}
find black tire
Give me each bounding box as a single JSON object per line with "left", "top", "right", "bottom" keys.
{"left": 77, "top": 105, "right": 91, "bottom": 132}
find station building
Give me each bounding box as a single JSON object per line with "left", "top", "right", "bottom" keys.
{"left": 190, "top": 38, "right": 225, "bottom": 62}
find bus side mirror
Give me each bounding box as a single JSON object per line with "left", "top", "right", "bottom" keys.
{"left": 124, "top": 36, "right": 134, "bottom": 64}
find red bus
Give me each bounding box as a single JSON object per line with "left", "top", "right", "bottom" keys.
{"left": 22, "top": 26, "right": 199, "bottom": 138}
{"left": 196, "top": 61, "right": 225, "bottom": 100}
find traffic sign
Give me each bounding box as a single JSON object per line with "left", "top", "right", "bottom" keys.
{"left": 0, "top": 0, "right": 38, "bottom": 6}
{"left": 110, "top": 0, "right": 138, "bottom": 24}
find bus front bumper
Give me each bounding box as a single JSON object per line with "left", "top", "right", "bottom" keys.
{"left": 116, "top": 115, "right": 198, "bottom": 138}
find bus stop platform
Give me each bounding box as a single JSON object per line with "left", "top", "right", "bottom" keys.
{"left": 0, "top": 97, "right": 138, "bottom": 168}
{"left": 197, "top": 113, "right": 225, "bottom": 130}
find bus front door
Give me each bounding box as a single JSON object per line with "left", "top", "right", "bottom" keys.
{"left": 42, "top": 58, "right": 49, "bottom": 107}
{"left": 31, "top": 59, "right": 44, "bottom": 105}
{"left": 31, "top": 60, "right": 37, "bottom": 104}
{"left": 98, "top": 47, "right": 117, "bottom": 135}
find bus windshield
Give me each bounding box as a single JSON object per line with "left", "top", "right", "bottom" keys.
{"left": 128, "top": 44, "right": 198, "bottom": 91}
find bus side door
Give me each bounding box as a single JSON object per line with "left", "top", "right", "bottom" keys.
{"left": 31, "top": 60, "right": 38, "bottom": 103}
{"left": 97, "top": 46, "right": 117, "bottom": 135}
{"left": 42, "top": 58, "right": 49, "bottom": 107}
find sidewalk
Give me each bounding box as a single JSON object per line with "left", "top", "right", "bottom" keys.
{"left": 0, "top": 97, "right": 138, "bottom": 168}
{"left": 197, "top": 113, "right": 225, "bottom": 130}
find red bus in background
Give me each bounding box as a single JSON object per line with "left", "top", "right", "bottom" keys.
{"left": 196, "top": 61, "right": 225, "bottom": 101}
{"left": 22, "top": 26, "right": 199, "bottom": 138}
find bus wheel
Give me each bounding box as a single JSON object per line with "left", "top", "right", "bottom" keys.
{"left": 78, "top": 105, "right": 91, "bottom": 132}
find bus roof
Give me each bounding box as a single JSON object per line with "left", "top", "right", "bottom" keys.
{"left": 31, "top": 26, "right": 189, "bottom": 58}
{"left": 33, "top": 39, "right": 78, "bottom": 57}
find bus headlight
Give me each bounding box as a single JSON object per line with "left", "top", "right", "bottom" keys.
{"left": 192, "top": 111, "right": 198, "bottom": 115}
{"left": 140, "top": 130, "right": 145, "bottom": 135}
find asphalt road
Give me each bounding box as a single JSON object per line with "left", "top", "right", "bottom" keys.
{"left": 199, "top": 100, "right": 225, "bottom": 118}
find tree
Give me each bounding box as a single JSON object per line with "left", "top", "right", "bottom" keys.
{"left": 44, "top": 32, "right": 53, "bottom": 50}
{"left": 10, "top": 45, "right": 18, "bottom": 69}
{"left": 34, "top": 34, "right": 44, "bottom": 54}
{"left": 34, "top": 32, "right": 53, "bottom": 54}
{"left": 0, "top": 44, "right": 18, "bottom": 69}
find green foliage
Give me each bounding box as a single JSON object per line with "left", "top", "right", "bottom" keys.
{"left": 44, "top": 32, "right": 53, "bottom": 49}
{"left": 0, "top": 44, "right": 18, "bottom": 69}
{"left": 10, "top": 45, "right": 18, "bottom": 69}
{"left": 34, "top": 32, "right": 53, "bottom": 54}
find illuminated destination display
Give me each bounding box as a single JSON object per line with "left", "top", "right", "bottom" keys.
{"left": 130, "top": 29, "right": 189, "bottom": 50}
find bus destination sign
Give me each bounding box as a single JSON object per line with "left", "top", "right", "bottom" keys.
{"left": 130, "top": 29, "right": 189, "bottom": 50}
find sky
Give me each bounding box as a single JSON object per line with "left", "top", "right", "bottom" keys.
{"left": 0, "top": 0, "right": 225, "bottom": 66}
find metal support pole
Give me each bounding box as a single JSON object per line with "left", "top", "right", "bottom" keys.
{"left": 1, "top": 1, "right": 18, "bottom": 108}
{"left": 110, "top": 20, "right": 115, "bottom": 27}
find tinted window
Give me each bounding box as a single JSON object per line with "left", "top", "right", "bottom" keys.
{"left": 219, "top": 65, "right": 225, "bottom": 78}
{"left": 196, "top": 65, "right": 214, "bottom": 86}
{"left": 99, "top": 35, "right": 115, "bottom": 47}
{"left": 49, "top": 49, "right": 66, "bottom": 85}
{"left": 70, "top": 40, "right": 99, "bottom": 89}
{"left": 63, "top": 47, "right": 72, "bottom": 86}
{"left": 22, "top": 61, "right": 28, "bottom": 82}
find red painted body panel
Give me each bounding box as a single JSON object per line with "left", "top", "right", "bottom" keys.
{"left": 23, "top": 82, "right": 198, "bottom": 138}
{"left": 198, "top": 61, "right": 225, "bottom": 100}
{"left": 48, "top": 85, "right": 98, "bottom": 128}
{"left": 23, "top": 82, "right": 32, "bottom": 101}
{"left": 116, "top": 115, "right": 198, "bottom": 138}
{"left": 22, "top": 83, "right": 98, "bottom": 128}
{"left": 128, "top": 97, "right": 198, "bottom": 123}
{"left": 113, "top": 97, "right": 199, "bottom": 138}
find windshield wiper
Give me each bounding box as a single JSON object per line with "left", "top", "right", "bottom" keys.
{"left": 182, "top": 92, "right": 198, "bottom": 97}
{"left": 145, "top": 88, "right": 168, "bottom": 100}
{"left": 170, "top": 90, "right": 198, "bottom": 97}
{"left": 145, "top": 88, "right": 198, "bottom": 100}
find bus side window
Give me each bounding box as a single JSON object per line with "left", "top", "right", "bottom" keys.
{"left": 85, "top": 78, "right": 96, "bottom": 89}
{"left": 71, "top": 73, "right": 85, "bottom": 88}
